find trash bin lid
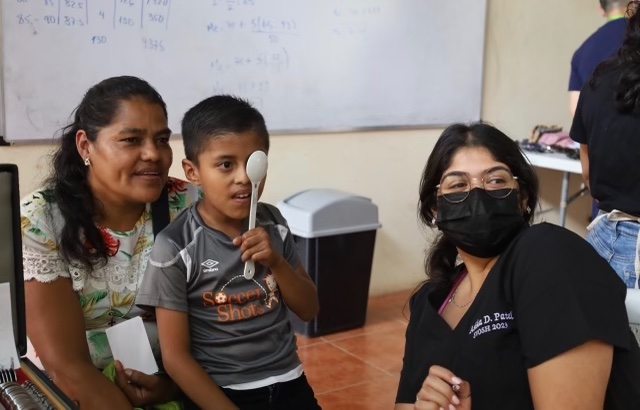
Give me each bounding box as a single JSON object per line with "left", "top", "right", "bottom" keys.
{"left": 277, "top": 188, "right": 381, "bottom": 238}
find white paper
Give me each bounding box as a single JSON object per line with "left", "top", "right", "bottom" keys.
{"left": 0, "top": 282, "right": 20, "bottom": 370}
{"left": 626, "top": 288, "right": 640, "bottom": 324}
{"left": 105, "top": 316, "right": 158, "bottom": 374}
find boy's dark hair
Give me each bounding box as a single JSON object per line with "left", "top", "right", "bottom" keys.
{"left": 181, "top": 95, "right": 269, "bottom": 163}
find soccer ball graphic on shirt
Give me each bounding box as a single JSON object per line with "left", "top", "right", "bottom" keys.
{"left": 214, "top": 291, "right": 228, "bottom": 304}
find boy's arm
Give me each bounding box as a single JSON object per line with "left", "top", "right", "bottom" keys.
{"left": 156, "top": 307, "right": 238, "bottom": 410}
{"left": 269, "top": 258, "right": 319, "bottom": 321}
{"left": 234, "top": 227, "right": 319, "bottom": 321}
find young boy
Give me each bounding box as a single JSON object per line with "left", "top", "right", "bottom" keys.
{"left": 136, "top": 95, "right": 321, "bottom": 410}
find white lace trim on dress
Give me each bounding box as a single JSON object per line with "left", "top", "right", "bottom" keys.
{"left": 22, "top": 247, "right": 150, "bottom": 292}
{"left": 22, "top": 247, "right": 70, "bottom": 283}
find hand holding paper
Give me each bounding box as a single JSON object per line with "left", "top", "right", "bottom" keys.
{"left": 105, "top": 316, "right": 159, "bottom": 375}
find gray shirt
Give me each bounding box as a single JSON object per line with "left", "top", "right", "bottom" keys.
{"left": 136, "top": 201, "right": 302, "bottom": 386}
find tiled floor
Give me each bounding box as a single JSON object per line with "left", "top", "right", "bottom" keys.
{"left": 297, "top": 288, "right": 413, "bottom": 410}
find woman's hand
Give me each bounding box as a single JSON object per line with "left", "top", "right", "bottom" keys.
{"left": 415, "top": 365, "right": 471, "bottom": 410}
{"left": 25, "top": 278, "right": 133, "bottom": 409}
{"left": 114, "top": 360, "right": 179, "bottom": 406}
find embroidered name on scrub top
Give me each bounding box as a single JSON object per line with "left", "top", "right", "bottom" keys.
{"left": 469, "top": 310, "right": 514, "bottom": 339}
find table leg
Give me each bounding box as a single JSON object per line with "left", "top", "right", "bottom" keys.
{"left": 559, "top": 171, "right": 570, "bottom": 227}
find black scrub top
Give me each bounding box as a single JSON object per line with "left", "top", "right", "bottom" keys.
{"left": 396, "top": 223, "right": 640, "bottom": 409}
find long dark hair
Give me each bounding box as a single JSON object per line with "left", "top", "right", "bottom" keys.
{"left": 591, "top": 1, "right": 640, "bottom": 113}
{"left": 46, "top": 76, "right": 167, "bottom": 271}
{"left": 418, "top": 123, "right": 539, "bottom": 285}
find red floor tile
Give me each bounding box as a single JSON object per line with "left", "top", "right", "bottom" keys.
{"left": 297, "top": 288, "right": 414, "bottom": 409}
{"left": 316, "top": 374, "right": 401, "bottom": 410}
{"left": 321, "top": 317, "right": 407, "bottom": 342}
{"left": 296, "top": 333, "right": 327, "bottom": 348}
{"left": 331, "top": 327, "right": 407, "bottom": 374}
{"left": 299, "top": 342, "right": 388, "bottom": 394}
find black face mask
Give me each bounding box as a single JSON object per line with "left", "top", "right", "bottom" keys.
{"left": 436, "top": 188, "right": 525, "bottom": 258}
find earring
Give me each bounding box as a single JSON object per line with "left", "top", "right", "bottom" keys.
{"left": 83, "top": 157, "right": 91, "bottom": 167}
{"left": 526, "top": 206, "right": 531, "bottom": 214}
{"left": 431, "top": 217, "right": 436, "bottom": 224}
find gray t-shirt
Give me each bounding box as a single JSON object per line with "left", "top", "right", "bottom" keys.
{"left": 136, "top": 201, "right": 302, "bottom": 386}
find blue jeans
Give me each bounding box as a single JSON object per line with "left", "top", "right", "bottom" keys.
{"left": 587, "top": 214, "right": 640, "bottom": 288}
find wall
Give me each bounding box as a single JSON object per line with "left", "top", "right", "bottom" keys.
{"left": 482, "top": 0, "right": 602, "bottom": 236}
{"left": 0, "top": 0, "right": 606, "bottom": 295}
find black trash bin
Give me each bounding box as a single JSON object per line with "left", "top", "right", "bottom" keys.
{"left": 277, "top": 189, "right": 381, "bottom": 337}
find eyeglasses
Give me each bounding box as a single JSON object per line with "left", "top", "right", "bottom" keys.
{"left": 436, "top": 168, "right": 519, "bottom": 204}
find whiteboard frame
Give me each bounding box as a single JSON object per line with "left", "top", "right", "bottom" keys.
{"left": 0, "top": 0, "right": 487, "bottom": 144}
{"left": 0, "top": 0, "right": 6, "bottom": 143}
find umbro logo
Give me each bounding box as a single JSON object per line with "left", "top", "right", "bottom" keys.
{"left": 201, "top": 259, "right": 219, "bottom": 272}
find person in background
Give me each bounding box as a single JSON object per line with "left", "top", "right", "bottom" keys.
{"left": 395, "top": 122, "right": 640, "bottom": 409}
{"left": 21, "top": 76, "right": 198, "bottom": 409}
{"left": 136, "top": 95, "right": 320, "bottom": 410}
{"left": 569, "top": 1, "right": 627, "bottom": 220}
{"left": 570, "top": 1, "right": 640, "bottom": 290}
{"left": 569, "top": 0, "right": 628, "bottom": 118}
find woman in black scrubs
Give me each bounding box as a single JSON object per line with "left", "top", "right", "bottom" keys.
{"left": 395, "top": 123, "right": 640, "bottom": 410}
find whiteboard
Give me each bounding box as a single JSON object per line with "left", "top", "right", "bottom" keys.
{"left": 1, "top": 0, "right": 486, "bottom": 142}
{"left": 0, "top": 1, "right": 5, "bottom": 139}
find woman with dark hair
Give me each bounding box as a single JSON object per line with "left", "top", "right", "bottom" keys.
{"left": 395, "top": 123, "right": 640, "bottom": 409}
{"left": 21, "top": 76, "right": 198, "bottom": 408}
{"left": 571, "top": 1, "right": 640, "bottom": 291}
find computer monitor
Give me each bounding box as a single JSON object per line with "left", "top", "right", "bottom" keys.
{"left": 0, "top": 164, "right": 26, "bottom": 355}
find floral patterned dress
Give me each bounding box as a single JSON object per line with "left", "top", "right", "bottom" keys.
{"left": 21, "top": 177, "right": 199, "bottom": 369}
